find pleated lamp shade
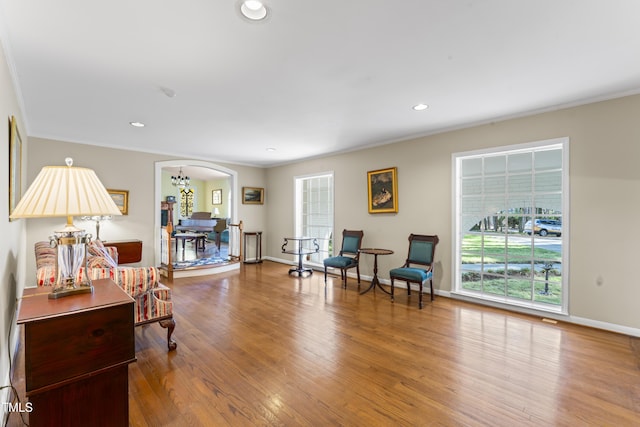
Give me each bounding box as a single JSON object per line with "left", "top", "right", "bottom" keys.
{"left": 10, "top": 158, "right": 121, "bottom": 297}
{"left": 10, "top": 158, "right": 121, "bottom": 226}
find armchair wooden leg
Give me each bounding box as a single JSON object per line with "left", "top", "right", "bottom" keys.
{"left": 419, "top": 283, "right": 423, "bottom": 309}
{"left": 159, "top": 317, "right": 177, "bottom": 351}
{"left": 390, "top": 277, "right": 395, "bottom": 302}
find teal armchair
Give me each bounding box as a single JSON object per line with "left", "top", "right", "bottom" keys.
{"left": 390, "top": 234, "right": 439, "bottom": 308}
{"left": 323, "top": 230, "right": 364, "bottom": 288}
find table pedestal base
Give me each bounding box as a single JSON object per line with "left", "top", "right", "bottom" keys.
{"left": 360, "top": 275, "right": 391, "bottom": 295}
{"left": 288, "top": 266, "right": 313, "bottom": 276}
{"left": 289, "top": 253, "right": 313, "bottom": 276}
{"left": 358, "top": 248, "right": 394, "bottom": 295}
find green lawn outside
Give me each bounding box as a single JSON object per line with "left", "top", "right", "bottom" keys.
{"left": 460, "top": 233, "right": 562, "bottom": 305}
{"left": 461, "top": 233, "right": 561, "bottom": 264}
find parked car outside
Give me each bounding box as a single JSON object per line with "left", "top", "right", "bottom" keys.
{"left": 523, "top": 219, "right": 562, "bottom": 237}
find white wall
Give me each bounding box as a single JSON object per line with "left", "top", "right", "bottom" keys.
{"left": 266, "top": 94, "right": 640, "bottom": 334}
{"left": 206, "top": 178, "right": 231, "bottom": 218}
{"left": 0, "top": 24, "right": 27, "bottom": 421}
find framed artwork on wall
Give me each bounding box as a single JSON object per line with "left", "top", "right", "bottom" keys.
{"left": 212, "top": 189, "right": 222, "bottom": 205}
{"left": 107, "top": 189, "right": 129, "bottom": 215}
{"left": 9, "top": 116, "right": 22, "bottom": 221}
{"left": 367, "top": 167, "right": 398, "bottom": 214}
{"left": 242, "top": 187, "right": 264, "bottom": 204}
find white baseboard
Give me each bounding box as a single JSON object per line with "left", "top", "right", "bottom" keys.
{"left": 263, "top": 256, "right": 378, "bottom": 283}
{"left": 566, "top": 315, "right": 640, "bottom": 337}
{"left": 449, "top": 292, "right": 640, "bottom": 338}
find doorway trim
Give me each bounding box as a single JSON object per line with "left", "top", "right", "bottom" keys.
{"left": 154, "top": 159, "right": 239, "bottom": 266}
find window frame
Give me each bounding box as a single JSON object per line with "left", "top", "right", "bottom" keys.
{"left": 452, "top": 138, "right": 570, "bottom": 315}
{"left": 294, "top": 171, "right": 334, "bottom": 266}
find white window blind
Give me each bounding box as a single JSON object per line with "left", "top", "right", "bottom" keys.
{"left": 453, "top": 138, "right": 568, "bottom": 314}
{"left": 295, "top": 172, "right": 334, "bottom": 264}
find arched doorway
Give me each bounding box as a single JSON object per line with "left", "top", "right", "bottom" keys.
{"left": 154, "top": 160, "right": 239, "bottom": 266}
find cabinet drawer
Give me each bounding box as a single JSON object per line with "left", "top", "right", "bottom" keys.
{"left": 28, "top": 365, "right": 129, "bottom": 427}
{"left": 25, "top": 302, "right": 135, "bottom": 393}
{"left": 104, "top": 240, "right": 143, "bottom": 264}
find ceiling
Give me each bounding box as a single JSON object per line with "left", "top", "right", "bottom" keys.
{"left": 1, "top": 1, "right": 640, "bottom": 168}
{"left": 164, "top": 165, "right": 228, "bottom": 181}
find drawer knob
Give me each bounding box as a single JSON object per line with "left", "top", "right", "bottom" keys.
{"left": 91, "top": 328, "right": 105, "bottom": 338}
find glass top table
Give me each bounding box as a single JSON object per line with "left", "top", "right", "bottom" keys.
{"left": 282, "top": 237, "right": 319, "bottom": 276}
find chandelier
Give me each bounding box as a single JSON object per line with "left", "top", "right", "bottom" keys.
{"left": 171, "top": 167, "right": 190, "bottom": 188}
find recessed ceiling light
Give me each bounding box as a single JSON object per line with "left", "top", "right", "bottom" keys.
{"left": 129, "top": 121, "right": 145, "bottom": 127}
{"left": 266, "top": 147, "right": 276, "bottom": 152}
{"left": 240, "top": 0, "right": 268, "bottom": 21}
{"left": 412, "top": 103, "right": 429, "bottom": 111}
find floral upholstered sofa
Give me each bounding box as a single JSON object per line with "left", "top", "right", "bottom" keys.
{"left": 35, "top": 240, "right": 177, "bottom": 350}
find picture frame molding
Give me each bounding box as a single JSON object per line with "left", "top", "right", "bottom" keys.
{"left": 367, "top": 167, "right": 398, "bottom": 214}
{"left": 107, "top": 189, "right": 129, "bottom": 215}
{"left": 9, "top": 115, "right": 22, "bottom": 221}
{"left": 242, "top": 187, "right": 264, "bottom": 205}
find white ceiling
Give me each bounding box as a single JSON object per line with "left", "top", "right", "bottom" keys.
{"left": 1, "top": 1, "right": 640, "bottom": 168}
{"left": 164, "top": 165, "right": 228, "bottom": 181}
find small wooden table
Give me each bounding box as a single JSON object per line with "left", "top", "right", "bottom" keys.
{"left": 243, "top": 231, "right": 263, "bottom": 264}
{"left": 358, "top": 248, "right": 394, "bottom": 294}
{"left": 282, "top": 237, "right": 319, "bottom": 276}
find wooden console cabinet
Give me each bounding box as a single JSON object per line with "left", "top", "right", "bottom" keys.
{"left": 17, "top": 279, "right": 136, "bottom": 427}
{"left": 104, "top": 239, "right": 143, "bottom": 264}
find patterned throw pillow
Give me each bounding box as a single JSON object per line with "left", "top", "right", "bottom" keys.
{"left": 34, "top": 241, "right": 57, "bottom": 270}
{"left": 87, "top": 239, "right": 118, "bottom": 269}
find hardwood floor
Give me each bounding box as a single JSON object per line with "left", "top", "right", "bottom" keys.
{"left": 6, "top": 261, "right": 640, "bottom": 426}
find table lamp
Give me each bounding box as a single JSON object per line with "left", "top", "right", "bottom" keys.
{"left": 10, "top": 158, "right": 122, "bottom": 299}
{"left": 81, "top": 215, "right": 112, "bottom": 241}
{"left": 213, "top": 208, "right": 220, "bottom": 217}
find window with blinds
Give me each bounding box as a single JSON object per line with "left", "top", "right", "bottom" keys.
{"left": 453, "top": 138, "right": 568, "bottom": 313}
{"left": 295, "top": 172, "right": 334, "bottom": 264}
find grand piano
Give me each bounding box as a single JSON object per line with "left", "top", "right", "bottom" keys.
{"left": 175, "top": 212, "right": 217, "bottom": 233}
{"left": 175, "top": 212, "right": 229, "bottom": 249}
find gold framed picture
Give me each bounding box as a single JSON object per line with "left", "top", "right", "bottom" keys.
{"left": 242, "top": 187, "right": 264, "bottom": 204}
{"left": 107, "top": 189, "right": 129, "bottom": 215}
{"left": 9, "top": 116, "right": 22, "bottom": 221}
{"left": 212, "top": 189, "right": 222, "bottom": 205}
{"left": 367, "top": 167, "right": 398, "bottom": 214}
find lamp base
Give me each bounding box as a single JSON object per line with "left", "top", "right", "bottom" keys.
{"left": 50, "top": 226, "right": 93, "bottom": 299}
{"left": 48, "top": 284, "right": 94, "bottom": 299}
